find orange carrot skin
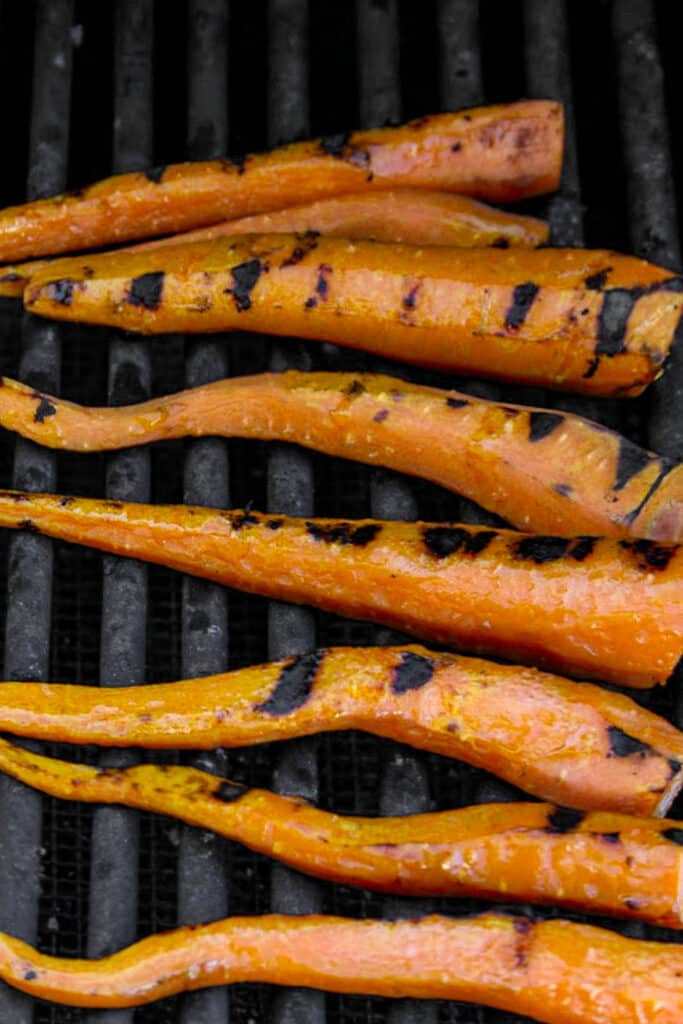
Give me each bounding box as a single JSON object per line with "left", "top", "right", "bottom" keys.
{"left": 0, "top": 491, "right": 679, "bottom": 687}
{"left": 2, "top": 911, "right": 683, "bottom": 1020}
{"left": 1, "top": 645, "right": 682, "bottom": 813}
{"left": 0, "top": 189, "right": 549, "bottom": 299}
{"left": 1, "top": 733, "right": 682, "bottom": 923}
{"left": 23, "top": 236, "right": 683, "bottom": 396}
{"left": 0, "top": 101, "right": 563, "bottom": 262}
{"left": 1, "top": 370, "right": 679, "bottom": 541}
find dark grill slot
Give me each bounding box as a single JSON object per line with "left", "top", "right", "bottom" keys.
{"left": 0, "top": 3, "right": 681, "bottom": 1023}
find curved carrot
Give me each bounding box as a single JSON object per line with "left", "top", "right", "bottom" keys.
{"left": 0, "top": 101, "right": 562, "bottom": 263}
{"left": 0, "top": 492, "right": 679, "bottom": 687}
{"left": 1, "top": 370, "right": 679, "bottom": 541}
{"left": 1, "top": 645, "right": 682, "bottom": 813}
{"left": 1, "top": 732, "right": 682, "bottom": 922}
{"left": 2, "top": 911, "right": 683, "bottom": 1019}
{"left": 0, "top": 189, "right": 549, "bottom": 299}
{"left": 23, "top": 235, "right": 683, "bottom": 396}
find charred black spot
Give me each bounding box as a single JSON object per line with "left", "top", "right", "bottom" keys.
{"left": 569, "top": 536, "right": 596, "bottom": 561}
{"left": 23, "top": 970, "right": 37, "bottom": 981}
{"left": 127, "top": 271, "right": 165, "bottom": 310}
{"left": 344, "top": 379, "right": 366, "bottom": 397}
{"left": 583, "top": 356, "right": 600, "bottom": 379}
{"left": 553, "top": 483, "right": 572, "bottom": 497}
{"left": 0, "top": 271, "right": 22, "bottom": 283}
{"left": 82, "top": 265, "right": 95, "bottom": 278}
{"left": 584, "top": 268, "right": 612, "bottom": 291}
{"left": 306, "top": 521, "right": 380, "bottom": 546}
{"left": 451, "top": 141, "right": 462, "bottom": 153}
{"left": 624, "top": 898, "right": 642, "bottom": 911}
{"left": 607, "top": 725, "right": 653, "bottom": 758}
{"left": 144, "top": 165, "right": 166, "bottom": 184}
{"left": 304, "top": 296, "right": 317, "bottom": 309}
{"left": 465, "top": 530, "right": 498, "bottom": 554}
{"left": 266, "top": 518, "right": 283, "bottom": 530}
{"left": 596, "top": 288, "right": 640, "bottom": 356}
{"left": 225, "top": 258, "right": 264, "bottom": 312}
{"left": 513, "top": 917, "right": 533, "bottom": 968}
{"left": 599, "top": 832, "right": 621, "bottom": 844}
{"left": 392, "top": 651, "right": 435, "bottom": 694}
{"left": 402, "top": 282, "right": 420, "bottom": 311}
{"left": 446, "top": 397, "right": 469, "bottom": 409}
{"left": 547, "top": 807, "right": 586, "bottom": 833}
{"left": 60, "top": 496, "right": 75, "bottom": 507}
{"left": 492, "top": 236, "right": 510, "bottom": 249}
{"left": 47, "top": 278, "right": 75, "bottom": 305}
{"left": 256, "top": 649, "right": 325, "bottom": 716}
{"left": 505, "top": 282, "right": 539, "bottom": 330}
{"left": 514, "top": 536, "right": 570, "bottom": 563}
{"left": 663, "top": 827, "right": 683, "bottom": 847}
{"left": 230, "top": 509, "right": 259, "bottom": 530}
{"left": 614, "top": 437, "right": 659, "bottom": 492}
{"left": 373, "top": 409, "right": 389, "bottom": 423}
{"left": 320, "top": 132, "right": 350, "bottom": 158}
{"left": 528, "top": 411, "right": 563, "bottom": 442}
{"left": 620, "top": 537, "right": 677, "bottom": 571}
{"left": 214, "top": 780, "right": 249, "bottom": 803}
{"left": 33, "top": 396, "right": 56, "bottom": 423}
{"left": 315, "top": 263, "right": 332, "bottom": 299}
{"left": 423, "top": 526, "right": 470, "bottom": 558}
{"left": 280, "top": 232, "right": 319, "bottom": 269}
{"left": 19, "top": 519, "right": 40, "bottom": 534}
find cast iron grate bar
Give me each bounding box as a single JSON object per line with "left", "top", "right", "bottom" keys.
{"left": 267, "top": 4, "right": 325, "bottom": 1024}
{"left": 356, "top": 5, "right": 437, "bottom": 1024}
{"left": 0, "top": 3, "right": 74, "bottom": 1022}
{"left": 177, "top": 2, "right": 230, "bottom": 1022}
{"left": 85, "top": 7, "right": 154, "bottom": 1024}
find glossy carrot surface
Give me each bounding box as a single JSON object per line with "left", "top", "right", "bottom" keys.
{"left": 0, "top": 491, "right": 680, "bottom": 687}
{"left": 2, "top": 911, "right": 683, "bottom": 1020}
{"left": 1, "top": 645, "right": 682, "bottom": 814}
{"left": 1, "top": 370, "right": 679, "bottom": 541}
{"left": 0, "top": 189, "right": 549, "bottom": 298}
{"left": 24, "top": 236, "right": 683, "bottom": 396}
{"left": 1, "top": 733, "right": 682, "bottom": 921}
{"left": 0, "top": 101, "right": 562, "bottom": 262}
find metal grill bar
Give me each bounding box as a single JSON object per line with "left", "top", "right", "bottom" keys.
{"left": 85, "top": 10, "right": 153, "bottom": 1024}
{"left": 0, "top": 3, "right": 73, "bottom": 1021}
{"left": 178, "top": 3, "right": 231, "bottom": 1022}
{"left": 267, "top": 4, "right": 324, "bottom": 1024}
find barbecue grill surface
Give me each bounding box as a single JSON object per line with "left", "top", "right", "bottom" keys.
{"left": 0, "top": 1, "right": 682, "bottom": 1022}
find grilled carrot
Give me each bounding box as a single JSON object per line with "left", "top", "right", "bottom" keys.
{"left": 2, "top": 732, "right": 683, "bottom": 921}
{"left": 0, "top": 101, "right": 562, "bottom": 263}
{"left": 0, "top": 492, "right": 679, "bottom": 687}
{"left": 2, "top": 911, "right": 683, "bottom": 1019}
{"left": 2, "top": 645, "right": 682, "bottom": 812}
{"left": 23, "top": 236, "right": 683, "bottom": 396}
{"left": 0, "top": 189, "right": 549, "bottom": 299}
{"left": 1, "top": 370, "right": 679, "bottom": 541}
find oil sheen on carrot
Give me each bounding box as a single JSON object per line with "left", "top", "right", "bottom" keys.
{"left": 1, "top": 371, "right": 679, "bottom": 540}
{"left": 23, "top": 236, "right": 683, "bottom": 396}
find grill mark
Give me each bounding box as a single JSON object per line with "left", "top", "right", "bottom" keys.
{"left": 596, "top": 289, "right": 639, "bottom": 356}
{"left": 226, "top": 258, "right": 264, "bottom": 312}
{"left": 614, "top": 436, "right": 659, "bottom": 492}
{"left": 391, "top": 651, "right": 435, "bottom": 694}
{"left": 623, "top": 460, "right": 674, "bottom": 525}
{"left": 583, "top": 356, "right": 600, "bottom": 379}
{"left": 446, "top": 397, "right": 469, "bottom": 409}
{"left": 606, "top": 725, "right": 654, "bottom": 758}
{"left": 423, "top": 526, "right": 497, "bottom": 559}
{"left": 255, "top": 650, "right": 325, "bottom": 716}
{"left": 280, "top": 232, "right": 319, "bottom": 269}
{"left": 46, "top": 278, "right": 75, "bottom": 305}
{"left": 584, "top": 268, "right": 612, "bottom": 291}
{"left": 569, "top": 537, "right": 596, "bottom": 561}
{"left": 546, "top": 807, "right": 586, "bottom": 833}
{"left": 343, "top": 379, "right": 365, "bottom": 397}
{"left": 619, "top": 538, "right": 677, "bottom": 571}
{"left": 513, "top": 536, "right": 571, "bottom": 563}
{"left": 402, "top": 282, "right": 420, "bottom": 311}
{"left": 504, "top": 282, "right": 539, "bottom": 330}
{"left": 528, "top": 411, "right": 564, "bottom": 442}
{"left": 126, "top": 271, "right": 165, "bottom": 310}
{"left": 143, "top": 165, "right": 166, "bottom": 184}
{"left": 306, "top": 521, "right": 381, "bottom": 546}
{"left": 320, "top": 132, "right": 350, "bottom": 158}
{"left": 213, "top": 781, "right": 249, "bottom": 803}
{"left": 33, "top": 397, "right": 56, "bottom": 423}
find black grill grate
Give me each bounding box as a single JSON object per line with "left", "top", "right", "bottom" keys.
{"left": 0, "top": 1, "right": 682, "bottom": 1022}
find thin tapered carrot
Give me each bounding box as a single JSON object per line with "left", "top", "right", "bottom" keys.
{"left": 0, "top": 189, "right": 549, "bottom": 299}
{"left": 2, "top": 911, "right": 683, "bottom": 1020}
{"left": 0, "top": 492, "right": 680, "bottom": 687}
{"left": 1, "top": 370, "right": 679, "bottom": 541}
{"left": 0, "top": 101, "right": 562, "bottom": 263}
{"left": 23, "top": 235, "right": 683, "bottom": 396}
{"left": 1, "top": 732, "right": 683, "bottom": 922}
{"left": 1, "top": 645, "right": 682, "bottom": 813}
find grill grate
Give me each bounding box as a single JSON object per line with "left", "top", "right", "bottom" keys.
{"left": 0, "top": 2, "right": 682, "bottom": 1022}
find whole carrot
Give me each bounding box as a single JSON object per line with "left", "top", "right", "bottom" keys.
{"left": 0, "top": 492, "right": 679, "bottom": 687}
{"left": 1, "top": 645, "right": 681, "bottom": 813}
{"left": 0, "top": 189, "right": 549, "bottom": 299}
{"left": 1, "top": 370, "right": 679, "bottom": 541}
{"left": 23, "top": 236, "right": 683, "bottom": 396}
{"left": 0, "top": 100, "right": 562, "bottom": 263}
{"left": 2, "top": 911, "right": 683, "bottom": 1020}
{"left": 1, "top": 732, "right": 682, "bottom": 922}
